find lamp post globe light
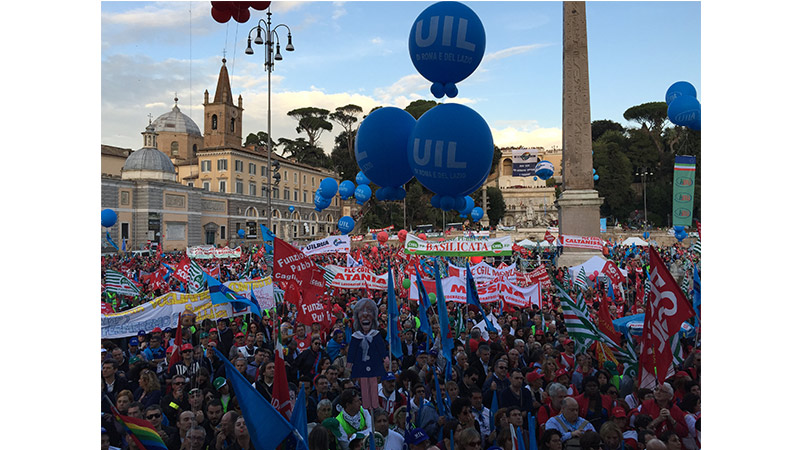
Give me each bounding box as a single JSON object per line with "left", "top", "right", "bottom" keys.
{"left": 245, "top": 9, "right": 294, "bottom": 232}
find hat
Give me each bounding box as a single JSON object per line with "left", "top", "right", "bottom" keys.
{"left": 235, "top": 332, "right": 245, "bottom": 338}
{"left": 152, "top": 327, "right": 162, "bottom": 333}
{"left": 405, "top": 428, "right": 429, "bottom": 445}
{"left": 321, "top": 418, "right": 343, "bottom": 438}
{"left": 101, "top": 348, "right": 107, "bottom": 353}
{"left": 209, "top": 328, "right": 218, "bottom": 333}
{"left": 349, "top": 432, "right": 367, "bottom": 444}
{"left": 189, "top": 388, "right": 202, "bottom": 395}
{"left": 199, "top": 332, "right": 209, "bottom": 339}
{"left": 563, "top": 338, "right": 574, "bottom": 345}
{"left": 383, "top": 372, "right": 396, "bottom": 382}
{"left": 674, "top": 370, "right": 690, "bottom": 379}
{"left": 612, "top": 407, "right": 626, "bottom": 418}
{"left": 555, "top": 368, "right": 569, "bottom": 379}
{"left": 138, "top": 330, "right": 147, "bottom": 337}
{"left": 526, "top": 371, "right": 544, "bottom": 384}
{"left": 535, "top": 329, "right": 545, "bottom": 336}
{"left": 213, "top": 377, "right": 227, "bottom": 390}
{"left": 129, "top": 337, "right": 140, "bottom": 346}
{"left": 181, "top": 343, "right": 194, "bottom": 352}
{"left": 164, "top": 327, "right": 172, "bottom": 333}
{"left": 416, "top": 349, "right": 429, "bottom": 356}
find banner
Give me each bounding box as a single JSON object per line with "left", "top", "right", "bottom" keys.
{"left": 672, "top": 155, "right": 697, "bottom": 227}
{"left": 600, "top": 218, "right": 607, "bottom": 233}
{"left": 448, "top": 262, "right": 517, "bottom": 283}
{"left": 405, "top": 235, "right": 513, "bottom": 256}
{"left": 187, "top": 246, "right": 243, "bottom": 259}
{"left": 301, "top": 235, "right": 351, "bottom": 256}
{"left": 101, "top": 278, "right": 273, "bottom": 339}
{"left": 324, "top": 265, "right": 388, "bottom": 290}
{"left": 560, "top": 235, "right": 604, "bottom": 251}
{"left": 511, "top": 148, "right": 539, "bottom": 177}
{"left": 368, "top": 225, "right": 395, "bottom": 234}
{"left": 517, "top": 264, "right": 550, "bottom": 290}
{"left": 273, "top": 238, "right": 314, "bottom": 288}
{"left": 409, "top": 275, "right": 539, "bottom": 308}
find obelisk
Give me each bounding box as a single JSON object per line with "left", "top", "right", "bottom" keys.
{"left": 556, "top": 1, "right": 604, "bottom": 267}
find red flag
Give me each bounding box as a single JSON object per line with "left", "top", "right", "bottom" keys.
{"left": 172, "top": 257, "right": 192, "bottom": 283}
{"left": 601, "top": 260, "right": 624, "bottom": 285}
{"left": 544, "top": 230, "right": 556, "bottom": 243}
{"left": 273, "top": 238, "right": 314, "bottom": 288}
{"left": 639, "top": 247, "right": 695, "bottom": 387}
{"left": 597, "top": 295, "right": 622, "bottom": 343}
{"left": 168, "top": 313, "right": 183, "bottom": 370}
{"left": 272, "top": 349, "right": 292, "bottom": 419}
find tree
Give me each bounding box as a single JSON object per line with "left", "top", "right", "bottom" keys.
{"left": 329, "top": 104, "right": 363, "bottom": 160}
{"left": 593, "top": 131, "right": 636, "bottom": 222}
{"left": 286, "top": 107, "right": 333, "bottom": 149}
{"left": 485, "top": 187, "right": 506, "bottom": 227}
{"left": 330, "top": 131, "right": 360, "bottom": 181}
{"left": 404, "top": 100, "right": 438, "bottom": 119}
{"left": 277, "top": 137, "right": 332, "bottom": 169}
{"left": 591, "top": 120, "right": 624, "bottom": 141}
{"left": 243, "top": 131, "right": 277, "bottom": 150}
{"left": 623, "top": 102, "right": 668, "bottom": 154}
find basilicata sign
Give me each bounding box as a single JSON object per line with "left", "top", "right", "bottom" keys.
{"left": 403, "top": 234, "right": 511, "bottom": 256}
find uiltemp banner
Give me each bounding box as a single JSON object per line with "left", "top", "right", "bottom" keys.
{"left": 301, "top": 235, "right": 351, "bottom": 256}
{"left": 404, "top": 234, "right": 513, "bottom": 256}
{"left": 511, "top": 148, "right": 539, "bottom": 177}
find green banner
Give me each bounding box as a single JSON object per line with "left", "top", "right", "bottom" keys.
{"left": 672, "top": 155, "right": 696, "bottom": 227}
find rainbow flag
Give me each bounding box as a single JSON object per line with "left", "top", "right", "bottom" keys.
{"left": 111, "top": 407, "right": 168, "bottom": 450}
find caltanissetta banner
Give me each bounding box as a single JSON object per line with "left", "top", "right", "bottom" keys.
{"left": 560, "top": 235, "right": 604, "bottom": 251}
{"left": 186, "top": 246, "right": 243, "bottom": 259}
{"left": 301, "top": 235, "right": 351, "bottom": 256}
{"left": 404, "top": 234, "right": 513, "bottom": 256}
{"left": 101, "top": 278, "right": 274, "bottom": 339}
{"left": 324, "top": 265, "right": 388, "bottom": 290}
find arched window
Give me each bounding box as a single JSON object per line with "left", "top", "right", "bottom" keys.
{"left": 171, "top": 141, "right": 179, "bottom": 156}
{"left": 245, "top": 207, "right": 258, "bottom": 218}
{"left": 192, "top": 144, "right": 197, "bottom": 156}
{"left": 211, "top": 115, "right": 218, "bottom": 130}
{"left": 272, "top": 210, "right": 282, "bottom": 220}
{"left": 230, "top": 118, "right": 235, "bottom": 132}
{"left": 502, "top": 158, "right": 513, "bottom": 176}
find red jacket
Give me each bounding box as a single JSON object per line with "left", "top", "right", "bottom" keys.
{"left": 573, "top": 393, "right": 613, "bottom": 418}
{"left": 636, "top": 399, "right": 689, "bottom": 437}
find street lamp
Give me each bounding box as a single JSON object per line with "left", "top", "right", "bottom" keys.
{"left": 635, "top": 167, "right": 654, "bottom": 227}
{"left": 245, "top": 10, "right": 294, "bottom": 233}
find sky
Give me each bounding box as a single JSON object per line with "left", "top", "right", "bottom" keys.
{"left": 100, "top": 1, "right": 701, "bottom": 153}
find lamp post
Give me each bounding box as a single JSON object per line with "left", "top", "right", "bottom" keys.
{"left": 246, "top": 10, "right": 294, "bottom": 233}
{"left": 635, "top": 167, "right": 654, "bottom": 227}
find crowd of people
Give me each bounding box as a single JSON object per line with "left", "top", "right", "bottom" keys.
{"left": 101, "top": 236, "right": 700, "bottom": 450}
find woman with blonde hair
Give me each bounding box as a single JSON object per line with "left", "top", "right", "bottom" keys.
{"left": 134, "top": 369, "right": 162, "bottom": 408}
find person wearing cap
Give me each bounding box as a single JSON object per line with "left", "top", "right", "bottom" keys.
{"left": 630, "top": 384, "right": 688, "bottom": 439}
{"left": 526, "top": 370, "right": 546, "bottom": 409}
{"left": 334, "top": 388, "right": 372, "bottom": 450}
{"left": 228, "top": 332, "right": 247, "bottom": 361}
{"left": 321, "top": 417, "right": 345, "bottom": 450}
{"left": 377, "top": 372, "right": 406, "bottom": 425}
{"left": 126, "top": 337, "right": 143, "bottom": 366}
{"left": 555, "top": 368, "right": 578, "bottom": 396}
{"left": 213, "top": 377, "right": 233, "bottom": 412}
{"left": 559, "top": 338, "right": 577, "bottom": 371}
{"left": 168, "top": 343, "right": 200, "bottom": 380}
{"left": 405, "top": 428, "right": 430, "bottom": 450}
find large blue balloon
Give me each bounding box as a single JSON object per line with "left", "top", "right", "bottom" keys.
{"left": 408, "top": 103, "right": 493, "bottom": 197}
{"left": 593, "top": 174, "right": 599, "bottom": 181}
{"left": 339, "top": 180, "right": 356, "bottom": 199}
{"left": 319, "top": 177, "right": 339, "bottom": 199}
{"left": 314, "top": 192, "right": 331, "bottom": 210}
{"left": 534, "top": 161, "right": 554, "bottom": 180}
{"left": 338, "top": 216, "right": 355, "bottom": 235}
{"left": 408, "top": 1, "right": 486, "bottom": 98}
{"left": 101, "top": 208, "right": 117, "bottom": 228}
{"left": 459, "top": 196, "right": 474, "bottom": 215}
{"left": 356, "top": 171, "right": 371, "bottom": 186}
{"left": 430, "top": 194, "right": 442, "bottom": 208}
{"left": 668, "top": 95, "right": 701, "bottom": 127}
{"left": 375, "top": 187, "right": 388, "bottom": 201}
{"left": 665, "top": 81, "right": 697, "bottom": 105}
{"left": 355, "top": 107, "right": 416, "bottom": 188}
{"left": 470, "top": 206, "right": 484, "bottom": 222}
{"left": 354, "top": 184, "right": 372, "bottom": 205}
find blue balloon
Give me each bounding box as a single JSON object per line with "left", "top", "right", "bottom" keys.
{"left": 534, "top": 161, "right": 554, "bottom": 180}
{"left": 674, "top": 226, "right": 685, "bottom": 233}
{"left": 338, "top": 216, "right": 355, "bottom": 235}
{"left": 665, "top": 81, "right": 697, "bottom": 105}
{"left": 392, "top": 187, "right": 407, "bottom": 201}
{"left": 101, "top": 208, "right": 117, "bottom": 228}
{"left": 533, "top": 176, "right": 538, "bottom": 181}
{"left": 339, "top": 180, "right": 356, "bottom": 199}
{"left": 238, "top": 229, "right": 245, "bottom": 238}
{"left": 408, "top": 103, "right": 493, "bottom": 197}
{"left": 319, "top": 177, "right": 339, "bottom": 199}
{"left": 643, "top": 231, "right": 650, "bottom": 239}
{"left": 470, "top": 206, "right": 484, "bottom": 222}
{"left": 668, "top": 95, "right": 701, "bottom": 127}
{"left": 453, "top": 196, "right": 467, "bottom": 212}
{"left": 686, "top": 110, "right": 701, "bottom": 131}
{"left": 440, "top": 196, "right": 455, "bottom": 211}
{"left": 288, "top": 206, "right": 295, "bottom": 213}
{"left": 459, "top": 196, "right": 474, "bottom": 215}
{"left": 355, "top": 107, "right": 416, "bottom": 188}
{"left": 375, "top": 187, "right": 387, "bottom": 201}
{"left": 408, "top": 1, "right": 486, "bottom": 98}
{"left": 356, "top": 171, "right": 371, "bottom": 186}
{"left": 314, "top": 192, "right": 331, "bottom": 210}
{"left": 430, "top": 194, "right": 442, "bottom": 208}
{"left": 593, "top": 174, "right": 599, "bottom": 181}
{"left": 354, "top": 184, "right": 372, "bottom": 205}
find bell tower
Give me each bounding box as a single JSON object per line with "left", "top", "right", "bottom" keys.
{"left": 203, "top": 58, "right": 244, "bottom": 148}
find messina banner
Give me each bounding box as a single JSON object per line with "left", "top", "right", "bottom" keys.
{"left": 324, "top": 265, "right": 388, "bottom": 290}
{"left": 512, "top": 148, "right": 539, "bottom": 177}
{"left": 301, "top": 235, "right": 351, "bottom": 256}
{"left": 560, "top": 235, "right": 605, "bottom": 251}
{"left": 101, "top": 278, "right": 275, "bottom": 339}
{"left": 404, "top": 235, "right": 513, "bottom": 256}
{"left": 409, "top": 275, "right": 540, "bottom": 308}
{"left": 186, "top": 246, "right": 243, "bottom": 259}
{"left": 672, "top": 155, "right": 697, "bottom": 228}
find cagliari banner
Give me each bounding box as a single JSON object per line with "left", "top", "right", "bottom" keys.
{"left": 672, "top": 155, "right": 697, "bottom": 227}
{"left": 101, "top": 278, "right": 274, "bottom": 339}
{"left": 512, "top": 148, "right": 539, "bottom": 177}
{"left": 186, "top": 246, "right": 243, "bottom": 259}
{"left": 324, "top": 265, "right": 388, "bottom": 290}
{"left": 301, "top": 235, "right": 351, "bottom": 256}
{"left": 560, "top": 235, "right": 604, "bottom": 251}
{"left": 404, "top": 235, "right": 513, "bottom": 256}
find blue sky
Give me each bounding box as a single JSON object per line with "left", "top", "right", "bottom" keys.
{"left": 100, "top": 1, "right": 700, "bottom": 152}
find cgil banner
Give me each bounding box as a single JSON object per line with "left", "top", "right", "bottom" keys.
{"left": 324, "top": 265, "right": 388, "bottom": 290}
{"left": 101, "top": 278, "right": 275, "bottom": 339}
{"left": 404, "top": 234, "right": 513, "bottom": 256}
{"left": 409, "top": 275, "right": 540, "bottom": 308}
{"left": 186, "top": 246, "right": 243, "bottom": 259}
{"left": 560, "top": 235, "right": 605, "bottom": 251}
{"left": 448, "top": 261, "right": 517, "bottom": 283}
{"left": 301, "top": 235, "right": 351, "bottom": 256}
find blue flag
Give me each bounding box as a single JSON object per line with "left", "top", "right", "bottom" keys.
{"left": 516, "top": 426, "right": 527, "bottom": 450}
{"left": 290, "top": 383, "right": 310, "bottom": 450}
{"left": 121, "top": 238, "right": 126, "bottom": 252}
{"left": 213, "top": 348, "right": 295, "bottom": 450}
{"left": 490, "top": 390, "right": 498, "bottom": 432}
{"left": 205, "top": 273, "right": 262, "bottom": 318}
{"left": 692, "top": 265, "right": 701, "bottom": 321}
{"left": 106, "top": 231, "right": 119, "bottom": 251}
{"left": 465, "top": 261, "right": 496, "bottom": 333}
{"left": 413, "top": 264, "right": 433, "bottom": 337}
{"left": 607, "top": 279, "right": 615, "bottom": 300}
{"left": 528, "top": 413, "right": 538, "bottom": 450}
{"left": 260, "top": 224, "right": 275, "bottom": 243}
{"left": 387, "top": 264, "right": 403, "bottom": 360}
{"left": 434, "top": 259, "right": 454, "bottom": 363}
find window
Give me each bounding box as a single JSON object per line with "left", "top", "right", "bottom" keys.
{"left": 201, "top": 160, "right": 211, "bottom": 172}
{"left": 219, "top": 180, "right": 227, "bottom": 193}
{"left": 284, "top": 189, "right": 290, "bottom": 200}
{"left": 235, "top": 160, "right": 243, "bottom": 172}
{"left": 284, "top": 170, "right": 288, "bottom": 183}
{"left": 273, "top": 187, "right": 279, "bottom": 199}
{"left": 120, "top": 191, "right": 130, "bottom": 206}
{"left": 312, "top": 177, "right": 315, "bottom": 187}
{"left": 192, "top": 144, "right": 197, "bottom": 155}
{"left": 187, "top": 182, "right": 194, "bottom": 188}
{"left": 203, "top": 181, "right": 210, "bottom": 191}
{"left": 261, "top": 165, "right": 267, "bottom": 177}
{"left": 262, "top": 185, "right": 268, "bottom": 197}
{"left": 249, "top": 182, "right": 256, "bottom": 196}
{"left": 294, "top": 172, "right": 297, "bottom": 183}
{"left": 230, "top": 118, "right": 235, "bottom": 132}
{"left": 236, "top": 180, "right": 244, "bottom": 194}
{"left": 294, "top": 190, "right": 298, "bottom": 202}
{"left": 249, "top": 163, "right": 256, "bottom": 175}
{"left": 121, "top": 223, "right": 129, "bottom": 240}
{"left": 171, "top": 141, "right": 179, "bottom": 156}
{"left": 217, "top": 159, "right": 228, "bottom": 171}
{"left": 220, "top": 226, "right": 226, "bottom": 239}
{"left": 303, "top": 174, "right": 307, "bottom": 185}
{"left": 212, "top": 114, "right": 218, "bottom": 130}
{"left": 303, "top": 191, "right": 307, "bottom": 203}
{"left": 502, "top": 158, "right": 512, "bottom": 176}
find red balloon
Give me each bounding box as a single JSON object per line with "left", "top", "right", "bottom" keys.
{"left": 438, "top": 238, "right": 445, "bottom": 242}
{"left": 377, "top": 231, "right": 389, "bottom": 244}
{"left": 589, "top": 274, "right": 596, "bottom": 281}
{"left": 211, "top": 1, "right": 236, "bottom": 12}
{"left": 211, "top": 6, "right": 232, "bottom": 23}
{"left": 249, "top": 1, "right": 271, "bottom": 10}
{"left": 470, "top": 256, "right": 483, "bottom": 264}
{"left": 231, "top": 4, "right": 251, "bottom": 23}
{"left": 371, "top": 246, "right": 379, "bottom": 255}
{"left": 398, "top": 229, "right": 408, "bottom": 242}
{"left": 593, "top": 270, "right": 599, "bottom": 276}
{"left": 418, "top": 233, "right": 427, "bottom": 241}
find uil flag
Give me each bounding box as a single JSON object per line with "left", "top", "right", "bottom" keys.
{"left": 387, "top": 264, "right": 403, "bottom": 360}
{"left": 639, "top": 247, "right": 695, "bottom": 387}
{"left": 188, "top": 260, "right": 205, "bottom": 293}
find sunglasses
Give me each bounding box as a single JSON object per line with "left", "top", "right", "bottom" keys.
{"left": 146, "top": 413, "right": 161, "bottom": 420}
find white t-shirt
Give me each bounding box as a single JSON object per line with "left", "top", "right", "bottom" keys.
{"left": 383, "top": 429, "right": 405, "bottom": 450}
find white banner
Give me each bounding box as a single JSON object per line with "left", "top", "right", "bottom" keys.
{"left": 301, "top": 235, "right": 351, "bottom": 256}
{"left": 447, "top": 262, "right": 517, "bottom": 283}
{"left": 101, "top": 278, "right": 274, "bottom": 339}
{"left": 405, "top": 234, "right": 513, "bottom": 256}
{"left": 560, "top": 235, "right": 604, "bottom": 251}
{"left": 408, "top": 275, "right": 538, "bottom": 308}
{"left": 187, "top": 246, "right": 243, "bottom": 259}
{"left": 324, "top": 265, "right": 388, "bottom": 290}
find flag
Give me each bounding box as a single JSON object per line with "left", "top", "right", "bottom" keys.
{"left": 290, "top": 383, "right": 310, "bottom": 450}
{"left": 244, "top": 254, "right": 252, "bottom": 278}
{"left": 347, "top": 253, "right": 363, "bottom": 267}
{"left": 639, "top": 247, "right": 695, "bottom": 387}
{"left": 465, "top": 261, "right": 496, "bottom": 333}
{"left": 574, "top": 266, "right": 589, "bottom": 290}
{"left": 111, "top": 409, "right": 168, "bottom": 450}
{"left": 597, "top": 295, "right": 622, "bottom": 344}
{"left": 692, "top": 265, "right": 701, "bottom": 321}
{"left": 105, "top": 269, "right": 141, "bottom": 296}
{"left": 273, "top": 344, "right": 292, "bottom": 419}
{"left": 607, "top": 280, "right": 615, "bottom": 301}
{"left": 434, "top": 259, "right": 454, "bottom": 363}
{"left": 413, "top": 264, "right": 433, "bottom": 337}
{"left": 106, "top": 231, "right": 120, "bottom": 251}
{"left": 122, "top": 238, "right": 126, "bottom": 252}
{"left": 168, "top": 313, "right": 183, "bottom": 370}
{"left": 260, "top": 224, "right": 275, "bottom": 243}
{"left": 515, "top": 425, "right": 527, "bottom": 450}
{"left": 188, "top": 260, "right": 205, "bottom": 293}
{"left": 273, "top": 237, "right": 314, "bottom": 288}
{"left": 680, "top": 270, "right": 691, "bottom": 296}
{"left": 489, "top": 390, "right": 498, "bottom": 432}
{"left": 387, "top": 264, "right": 403, "bottom": 360}
{"left": 528, "top": 413, "right": 538, "bottom": 450}
{"left": 214, "top": 348, "right": 295, "bottom": 450}
{"left": 205, "top": 274, "right": 262, "bottom": 317}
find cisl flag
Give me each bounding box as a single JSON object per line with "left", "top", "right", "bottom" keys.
{"left": 639, "top": 246, "right": 695, "bottom": 387}
{"left": 172, "top": 257, "right": 192, "bottom": 283}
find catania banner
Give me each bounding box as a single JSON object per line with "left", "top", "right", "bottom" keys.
{"left": 404, "top": 234, "right": 513, "bottom": 256}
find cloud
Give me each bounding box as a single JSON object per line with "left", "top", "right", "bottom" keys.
{"left": 332, "top": 2, "right": 347, "bottom": 20}
{"left": 484, "top": 43, "right": 551, "bottom": 62}
{"left": 372, "top": 74, "right": 430, "bottom": 105}
{"left": 371, "top": 37, "right": 384, "bottom": 45}
{"left": 490, "top": 121, "right": 562, "bottom": 149}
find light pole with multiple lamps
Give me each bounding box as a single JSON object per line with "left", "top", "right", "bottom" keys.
{"left": 635, "top": 167, "right": 654, "bottom": 227}
{"left": 245, "top": 10, "right": 294, "bottom": 233}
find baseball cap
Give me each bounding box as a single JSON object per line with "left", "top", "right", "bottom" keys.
{"left": 209, "top": 328, "right": 218, "bottom": 333}
{"left": 383, "top": 372, "right": 396, "bottom": 382}
{"left": 674, "top": 371, "right": 690, "bottom": 379}
{"left": 321, "top": 418, "right": 343, "bottom": 438}
{"left": 164, "top": 327, "right": 172, "bottom": 334}
{"left": 152, "top": 327, "right": 163, "bottom": 333}
{"left": 129, "top": 337, "right": 140, "bottom": 346}
{"left": 138, "top": 330, "right": 147, "bottom": 337}
{"left": 199, "top": 332, "right": 209, "bottom": 339}
{"left": 526, "top": 371, "right": 544, "bottom": 384}
{"left": 181, "top": 343, "right": 194, "bottom": 352}
{"left": 555, "top": 368, "right": 569, "bottom": 379}
{"left": 563, "top": 338, "right": 574, "bottom": 345}
{"left": 612, "top": 407, "right": 626, "bottom": 418}
{"left": 213, "top": 377, "right": 227, "bottom": 390}
{"left": 235, "top": 332, "right": 245, "bottom": 338}
{"left": 405, "top": 428, "right": 429, "bottom": 445}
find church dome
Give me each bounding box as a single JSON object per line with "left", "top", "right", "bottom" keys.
{"left": 122, "top": 145, "right": 176, "bottom": 182}
{"left": 152, "top": 97, "right": 202, "bottom": 136}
